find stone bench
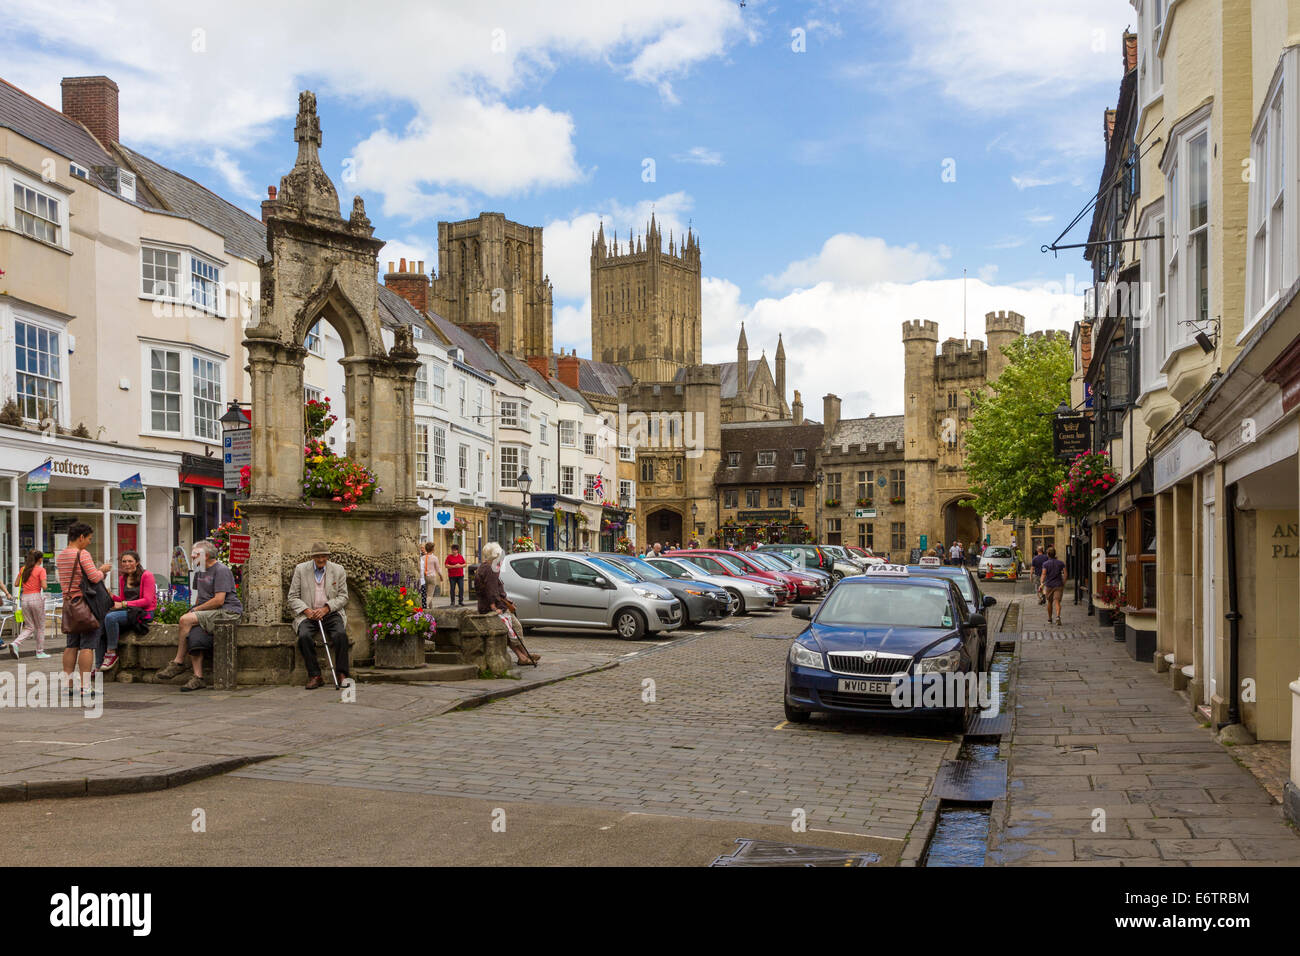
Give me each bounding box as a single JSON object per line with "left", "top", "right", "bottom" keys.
{"left": 430, "top": 607, "right": 513, "bottom": 675}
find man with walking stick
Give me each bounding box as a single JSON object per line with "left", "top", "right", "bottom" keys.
{"left": 288, "top": 543, "right": 351, "bottom": 690}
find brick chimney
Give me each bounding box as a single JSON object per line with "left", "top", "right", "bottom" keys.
{"left": 61, "top": 76, "right": 119, "bottom": 146}
{"left": 383, "top": 257, "right": 429, "bottom": 312}
{"left": 464, "top": 323, "right": 499, "bottom": 352}
{"left": 823, "top": 393, "right": 841, "bottom": 438}
{"left": 558, "top": 352, "right": 581, "bottom": 390}
{"left": 526, "top": 355, "right": 549, "bottom": 380}
{"left": 1079, "top": 320, "right": 1094, "bottom": 376}
{"left": 792, "top": 389, "right": 804, "bottom": 426}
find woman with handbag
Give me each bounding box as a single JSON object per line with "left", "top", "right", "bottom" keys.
{"left": 57, "top": 522, "right": 112, "bottom": 699}
{"left": 8, "top": 550, "right": 50, "bottom": 659}
{"left": 98, "top": 550, "right": 155, "bottom": 671}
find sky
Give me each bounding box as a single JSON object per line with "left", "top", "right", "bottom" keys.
{"left": 2, "top": 0, "right": 1136, "bottom": 417}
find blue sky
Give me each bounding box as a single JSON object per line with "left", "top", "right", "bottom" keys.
{"left": 3, "top": 0, "right": 1135, "bottom": 415}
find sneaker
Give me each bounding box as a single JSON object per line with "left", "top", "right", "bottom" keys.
{"left": 156, "top": 661, "right": 185, "bottom": 680}
{"left": 99, "top": 651, "right": 118, "bottom": 671}
{"left": 179, "top": 676, "right": 205, "bottom": 692}
{"left": 9, "top": 642, "right": 18, "bottom": 659}
{"left": 35, "top": 652, "right": 51, "bottom": 659}
{"left": 1056, "top": 617, "right": 1062, "bottom": 625}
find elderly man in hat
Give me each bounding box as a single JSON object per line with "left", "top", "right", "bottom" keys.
{"left": 287, "top": 542, "right": 350, "bottom": 689}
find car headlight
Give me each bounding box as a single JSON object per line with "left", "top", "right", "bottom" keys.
{"left": 920, "top": 647, "right": 962, "bottom": 673}
{"left": 762, "top": 585, "right": 777, "bottom": 595}
{"left": 683, "top": 588, "right": 708, "bottom": 596}
{"left": 789, "top": 642, "right": 825, "bottom": 670}
{"left": 632, "top": 587, "right": 661, "bottom": 599}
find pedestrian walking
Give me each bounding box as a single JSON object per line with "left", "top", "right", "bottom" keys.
{"left": 444, "top": 543, "right": 467, "bottom": 606}
{"left": 1030, "top": 546, "right": 1047, "bottom": 605}
{"left": 9, "top": 549, "right": 50, "bottom": 658}
{"left": 419, "top": 542, "right": 444, "bottom": 607}
{"left": 1040, "top": 546, "right": 1067, "bottom": 625}
{"left": 948, "top": 540, "right": 962, "bottom": 566}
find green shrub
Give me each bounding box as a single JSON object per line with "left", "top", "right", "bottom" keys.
{"left": 156, "top": 599, "right": 191, "bottom": 624}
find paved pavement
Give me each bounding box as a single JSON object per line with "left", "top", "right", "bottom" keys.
{"left": 0, "top": 634, "right": 633, "bottom": 800}
{"left": 234, "top": 607, "right": 962, "bottom": 843}
{"left": 991, "top": 580, "right": 1300, "bottom": 866}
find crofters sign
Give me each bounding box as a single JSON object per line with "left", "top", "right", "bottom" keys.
{"left": 48, "top": 458, "right": 91, "bottom": 477}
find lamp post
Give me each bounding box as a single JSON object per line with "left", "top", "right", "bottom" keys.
{"left": 691, "top": 501, "right": 698, "bottom": 542}
{"left": 517, "top": 468, "right": 532, "bottom": 548}
{"left": 814, "top": 470, "right": 824, "bottom": 546}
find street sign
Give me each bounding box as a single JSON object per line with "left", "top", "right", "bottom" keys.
{"left": 919, "top": 534, "right": 928, "bottom": 551}
{"left": 431, "top": 506, "right": 456, "bottom": 530}
{"left": 854, "top": 508, "right": 876, "bottom": 518}
{"left": 1053, "top": 414, "right": 1092, "bottom": 461}
{"left": 223, "top": 428, "right": 252, "bottom": 491}
{"left": 227, "top": 534, "right": 251, "bottom": 565}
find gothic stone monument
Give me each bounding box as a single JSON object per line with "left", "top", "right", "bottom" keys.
{"left": 236, "top": 90, "right": 423, "bottom": 681}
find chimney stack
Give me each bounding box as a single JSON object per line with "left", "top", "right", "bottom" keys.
{"left": 526, "top": 355, "right": 549, "bottom": 380}
{"left": 383, "top": 257, "right": 429, "bottom": 313}
{"left": 792, "top": 389, "right": 804, "bottom": 426}
{"left": 558, "top": 353, "right": 581, "bottom": 390}
{"left": 61, "top": 76, "right": 119, "bottom": 146}
{"left": 823, "top": 394, "right": 841, "bottom": 438}
{"left": 464, "top": 323, "right": 500, "bottom": 352}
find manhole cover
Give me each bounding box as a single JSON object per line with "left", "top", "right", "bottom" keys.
{"left": 710, "top": 839, "right": 880, "bottom": 867}
{"left": 933, "top": 759, "right": 1007, "bottom": 802}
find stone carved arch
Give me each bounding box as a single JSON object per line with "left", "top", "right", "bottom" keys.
{"left": 291, "top": 270, "right": 382, "bottom": 360}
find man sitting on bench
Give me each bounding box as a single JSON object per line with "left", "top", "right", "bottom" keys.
{"left": 155, "top": 541, "right": 243, "bottom": 692}
{"left": 287, "top": 542, "right": 350, "bottom": 690}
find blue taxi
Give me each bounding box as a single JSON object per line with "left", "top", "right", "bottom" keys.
{"left": 783, "top": 564, "right": 988, "bottom": 729}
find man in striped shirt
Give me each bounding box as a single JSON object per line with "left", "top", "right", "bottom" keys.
{"left": 58, "top": 521, "right": 112, "bottom": 697}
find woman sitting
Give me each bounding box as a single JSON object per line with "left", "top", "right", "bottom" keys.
{"left": 99, "top": 550, "right": 157, "bottom": 671}
{"left": 474, "top": 542, "right": 539, "bottom": 665}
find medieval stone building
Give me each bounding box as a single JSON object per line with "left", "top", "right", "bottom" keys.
{"left": 426, "top": 211, "right": 553, "bottom": 359}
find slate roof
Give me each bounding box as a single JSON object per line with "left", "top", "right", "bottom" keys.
{"left": 716, "top": 421, "right": 824, "bottom": 485}
{"left": 676, "top": 359, "right": 759, "bottom": 399}
{"left": 116, "top": 144, "right": 267, "bottom": 261}
{"left": 577, "top": 358, "right": 634, "bottom": 396}
{"left": 829, "top": 414, "right": 905, "bottom": 451}
{"left": 498, "top": 353, "right": 596, "bottom": 414}
{"left": 424, "top": 312, "right": 515, "bottom": 382}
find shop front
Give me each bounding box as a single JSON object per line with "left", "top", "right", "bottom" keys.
{"left": 0, "top": 425, "right": 181, "bottom": 593}
{"left": 488, "top": 502, "right": 549, "bottom": 553}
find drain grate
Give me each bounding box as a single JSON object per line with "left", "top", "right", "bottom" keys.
{"left": 98, "top": 700, "right": 166, "bottom": 710}
{"left": 710, "top": 839, "right": 881, "bottom": 867}
{"left": 999, "top": 602, "right": 1020, "bottom": 633}
{"left": 932, "top": 759, "right": 1007, "bottom": 802}
{"left": 964, "top": 713, "right": 1011, "bottom": 737}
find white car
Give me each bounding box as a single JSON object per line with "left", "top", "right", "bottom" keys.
{"left": 644, "top": 556, "right": 778, "bottom": 615}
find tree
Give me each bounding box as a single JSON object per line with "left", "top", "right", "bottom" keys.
{"left": 961, "top": 333, "right": 1072, "bottom": 522}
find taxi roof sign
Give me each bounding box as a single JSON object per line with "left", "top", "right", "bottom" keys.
{"left": 918, "top": 556, "right": 942, "bottom": 567}
{"left": 865, "top": 564, "right": 910, "bottom": 576}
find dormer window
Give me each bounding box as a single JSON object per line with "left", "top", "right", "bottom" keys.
{"left": 757, "top": 450, "right": 776, "bottom": 467}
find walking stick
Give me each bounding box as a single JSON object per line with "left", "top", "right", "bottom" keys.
{"left": 317, "top": 617, "right": 340, "bottom": 689}
{"left": 501, "top": 611, "right": 537, "bottom": 667}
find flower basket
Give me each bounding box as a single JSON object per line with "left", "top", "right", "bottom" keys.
{"left": 299, "top": 398, "right": 379, "bottom": 512}
{"left": 825, "top": 498, "right": 840, "bottom": 508}
{"left": 1052, "top": 450, "right": 1119, "bottom": 521}
{"left": 615, "top": 535, "right": 634, "bottom": 554}
{"left": 366, "top": 585, "right": 436, "bottom": 668}
{"left": 512, "top": 535, "right": 538, "bottom": 552}
{"left": 889, "top": 496, "right": 905, "bottom": 505}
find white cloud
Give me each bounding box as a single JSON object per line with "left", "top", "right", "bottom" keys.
{"left": 674, "top": 146, "right": 724, "bottom": 166}
{"left": 377, "top": 239, "right": 433, "bottom": 278}
{"left": 703, "top": 276, "right": 1083, "bottom": 418}
{"left": 763, "top": 234, "right": 948, "bottom": 291}
{"left": 3, "top": 0, "right": 749, "bottom": 216}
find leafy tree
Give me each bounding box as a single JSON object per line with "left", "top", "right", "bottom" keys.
{"left": 961, "top": 333, "right": 1072, "bottom": 522}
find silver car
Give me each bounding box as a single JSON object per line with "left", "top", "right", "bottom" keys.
{"left": 977, "top": 545, "right": 1020, "bottom": 582}
{"left": 500, "top": 551, "right": 682, "bottom": 640}
{"left": 644, "top": 556, "right": 778, "bottom": 614}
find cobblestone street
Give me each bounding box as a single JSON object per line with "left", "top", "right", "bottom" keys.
{"left": 234, "top": 609, "right": 961, "bottom": 844}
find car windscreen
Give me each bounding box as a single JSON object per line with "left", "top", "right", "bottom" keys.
{"left": 984, "top": 547, "right": 1014, "bottom": 559}
{"left": 648, "top": 559, "right": 689, "bottom": 578}
{"left": 762, "top": 552, "right": 797, "bottom": 570}
{"left": 712, "top": 554, "right": 751, "bottom": 574}
{"left": 614, "top": 555, "right": 671, "bottom": 579}
{"left": 747, "top": 553, "right": 787, "bottom": 571}
{"left": 911, "top": 568, "right": 973, "bottom": 601}
{"left": 586, "top": 557, "right": 638, "bottom": 582}
{"left": 816, "top": 581, "right": 954, "bottom": 628}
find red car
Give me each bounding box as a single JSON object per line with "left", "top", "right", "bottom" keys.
{"left": 669, "top": 548, "right": 801, "bottom": 603}
{"left": 742, "top": 550, "right": 828, "bottom": 601}
{"left": 666, "top": 550, "right": 791, "bottom": 605}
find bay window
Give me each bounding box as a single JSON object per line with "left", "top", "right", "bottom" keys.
{"left": 500, "top": 445, "right": 528, "bottom": 488}
{"left": 415, "top": 423, "right": 429, "bottom": 483}
{"left": 1246, "top": 56, "right": 1297, "bottom": 332}
{"left": 14, "top": 319, "right": 64, "bottom": 423}
{"left": 142, "top": 343, "right": 226, "bottom": 442}
{"left": 432, "top": 424, "right": 446, "bottom": 485}
{"left": 1161, "top": 108, "right": 1211, "bottom": 366}
{"left": 141, "top": 244, "right": 226, "bottom": 315}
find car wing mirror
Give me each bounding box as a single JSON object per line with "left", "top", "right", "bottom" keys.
{"left": 966, "top": 612, "right": 987, "bottom": 629}
{"left": 592, "top": 576, "right": 607, "bottom": 588}
{"left": 983, "top": 595, "right": 996, "bottom": 607}
{"left": 792, "top": 605, "right": 812, "bottom": 620}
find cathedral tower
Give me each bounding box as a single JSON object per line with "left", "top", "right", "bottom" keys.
{"left": 590, "top": 213, "right": 702, "bottom": 382}
{"left": 429, "top": 212, "right": 553, "bottom": 359}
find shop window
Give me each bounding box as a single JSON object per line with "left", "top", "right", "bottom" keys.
{"left": 1126, "top": 504, "right": 1157, "bottom": 609}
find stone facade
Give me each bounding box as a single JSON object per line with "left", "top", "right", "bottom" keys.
{"left": 817, "top": 399, "right": 907, "bottom": 558}
{"left": 238, "top": 91, "right": 423, "bottom": 677}
{"left": 429, "top": 212, "right": 553, "bottom": 360}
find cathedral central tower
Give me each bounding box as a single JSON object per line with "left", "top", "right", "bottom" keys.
{"left": 590, "top": 213, "right": 702, "bottom": 383}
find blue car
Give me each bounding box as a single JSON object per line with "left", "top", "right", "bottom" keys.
{"left": 784, "top": 566, "right": 989, "bottom": 729}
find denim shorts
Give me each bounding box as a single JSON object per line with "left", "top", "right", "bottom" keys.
{"left": 64, "top": 627, "right": 102, "bottom": 650}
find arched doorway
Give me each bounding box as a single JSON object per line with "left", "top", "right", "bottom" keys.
{"left": 646, "top": 507, "right": 683, "bottom": 550}
{"left": 942, "top": 496, "right": 982, "bottom": 557}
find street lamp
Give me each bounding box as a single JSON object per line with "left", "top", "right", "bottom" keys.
{"left": 691, "top": 501, "right": 699, "bottom": 540}
{"left": 814, "top": 470, "right": 824, "bottom": 545}
{"left": 517, "top": 468, "right": 533, "bottom": 511}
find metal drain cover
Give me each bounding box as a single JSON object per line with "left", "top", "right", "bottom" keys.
{"left": 933, "top": 759, "right": 1007, "bottom": 802}
{"left": 965, "top": 713, "right": 1011, "bottom": 737}
{"left": 710, "top": 839, "right": 881, "bottom": 867}
{"left": 98, "top": 700, "right": 166, "bottom": 710}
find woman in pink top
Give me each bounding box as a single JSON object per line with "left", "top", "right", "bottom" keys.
{"left": 98, "top": 551, "right": 156, "bottom": 671}
{"left": 57, "top": 522, "right": 111, "bottom": 696}
{"left": 8, "top": 550, "right": 49, "bottom": 658}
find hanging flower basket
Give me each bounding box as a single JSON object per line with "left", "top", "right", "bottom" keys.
{"left": 300, "top": 397, "right": 378, "bottom": 513}
{"left": 1052, "top": 450, "right": 1119, "bottom": 521}
{"left": 615, "top": 535, "right": 634, "bottom": 554}
{"left": 512, "top": 535, "right": 538, "bottom": 552}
